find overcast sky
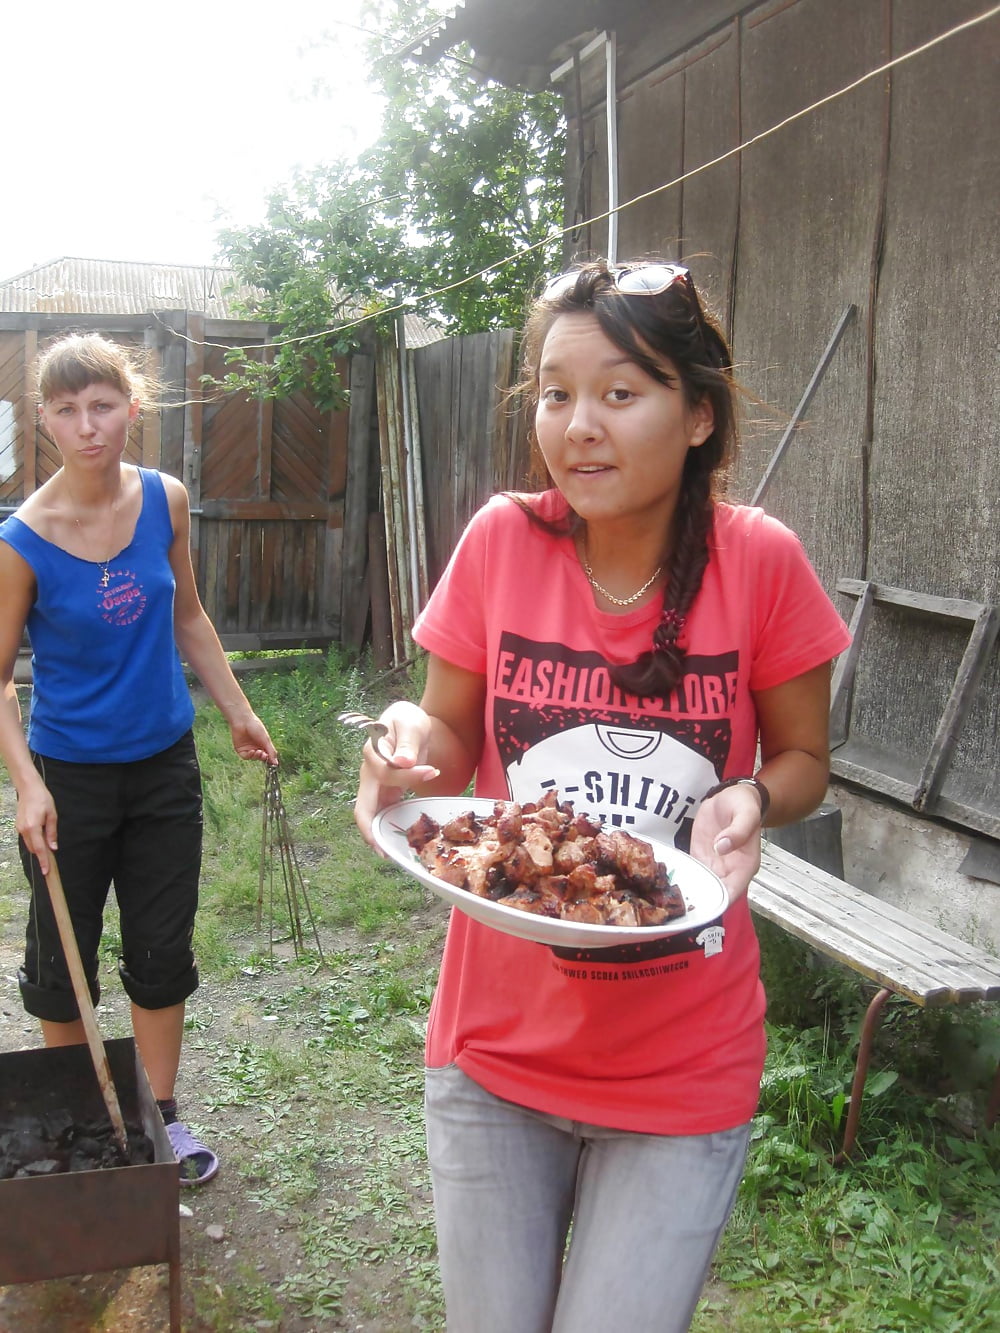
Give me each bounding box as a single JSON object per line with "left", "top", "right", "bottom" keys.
{"left": 1, "top": 0, "right": 397, "bottom": 279}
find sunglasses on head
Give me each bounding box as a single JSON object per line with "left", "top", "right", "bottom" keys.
{"left": 542, "top": 262, "right": 691, "bottom": 301}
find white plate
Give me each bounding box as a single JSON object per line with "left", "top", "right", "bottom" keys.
{"left": 371, "top": 796, "right": 728, "bottom": 947}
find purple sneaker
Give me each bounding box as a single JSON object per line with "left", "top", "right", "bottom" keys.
{"left": 166, "top": 1120, "right": 219, "bottom": 1186}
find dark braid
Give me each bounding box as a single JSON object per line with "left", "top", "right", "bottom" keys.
{"left": 609, "top": 466, "right": 714, "bottom": 698}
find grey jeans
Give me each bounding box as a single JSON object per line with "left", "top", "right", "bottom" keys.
{"left": 424, "top": 1064, "right": 751, "bottom": 1333}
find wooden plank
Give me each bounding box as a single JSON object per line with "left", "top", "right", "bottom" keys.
{"left": 412, "top": 338, "right": 454, "bottom": 584}
{"left": 281, "top": 519, "right": 297, "bottom": 633}
{"left": 757, "top": 844, "right": 1000, "bottom": 986}
{"left": 750, "top": 877, "right": 999, "bottom": 1001}
{"left": 931, "top": 796, "right": 1000, "bottom": 843}
{"left": 375, "top": 338, "right": 409, "bottom": 663}
{"left": 829, "top": 753, "right": 916, "bottom": 805}
{"left": 270, "top": 394, "right": 328, "bottom": 499}
{"left": 837, "top": 578, "right": 987, "bottom": 625}
{"left": 328, "top": 384, "right": 349, "bottom": 500}
{"left": 680, "top": 21, "right": 740, "bottom": 331}
{"left": 201, "top": 319, "right": 277, "bottom": 341}
{"left": 915, "top": 605, "right": 1000, "bottom": 811}
{"left": 390, "top": 342, "right": 415, "bottom": 638}
{"left": 323, "top": 517, "right": 342, "bottom": 640}
{"left": 197, "top": 500, "right": 334, "bottom": 521}
{"left": 453, "top": 338, "right": 474, "bottom": 559}
{"left": 615, "top": 51, "right": 684, "bottom": 259}
{"left": 404, "top": 350, "right": 430, "bottom": 611}
{"left": 749, "top": 882, "right": 954, "bottom": 1005}
{"left": 224, "top": 519, "right": 241, "bottom": 630}
{"left": 491, "top": 330, "right": 522, "bottom": 492}
{"left": 0, "top": 313, "right": 152, "bottom": 334}
{"left": 340, "top": 352, "right": 375, "bottom": 653}
{"left": 730, "top": 0, "right": 878, "bottom": 596}
{"left": 368, "top": 510, "right": 393, "bottom": 669}
{"left": 237, "top": 520, "right": 252, "bottom": 633}
{"left": 258, "top": 340, "right": 274, "bottom": 500}
{"left": 751, "top": 879, "right": 984, "bottom": 998}
{"left": 200, "top": 519, "right": 221, "bottom": 632}
{"left": 200, "top": 379, "right": 263, "bottom": 501}
{"left": 829, "top": 579, "right": 874, "bottom": 748}
{"left": 271, "top": 428, "right": 324, "bottom": 503}
{"left": 869, "top": 0, "right": 999, "bottom": 621}
{"left": 260, "top": 519, "right": 277, "bottom": 634}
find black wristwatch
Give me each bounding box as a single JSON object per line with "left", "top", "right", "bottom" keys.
{"left": 701, "top": 776, "right": 771, "bottom": 823}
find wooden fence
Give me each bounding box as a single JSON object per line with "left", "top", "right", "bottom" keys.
{"left": 0, "top": 312, "right": 528, "bottom": 662}
{"left": 340, "top": 326, "right": 531, "bottom": 664}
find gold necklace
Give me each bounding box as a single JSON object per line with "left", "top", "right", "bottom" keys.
{"left": 583, "top": 557, "right": 663, "bottom": 607}
{"left": 65, "top": 477, "right": 123, "bottom": 589}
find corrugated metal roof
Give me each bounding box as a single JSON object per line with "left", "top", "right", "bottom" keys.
{"left": 0, "top": 256, "right": 445, "bottom": 346}
{"left": 402, "top": 312, "right": 444, "bottom": 349}
{"left": 0, "top": 257, "right": 256, "bottom": 317}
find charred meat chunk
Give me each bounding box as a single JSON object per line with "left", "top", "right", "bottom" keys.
{"left": 405, "top": 793, "right": 688, "bottom": 929}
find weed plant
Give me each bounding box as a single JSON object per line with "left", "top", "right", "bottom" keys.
{"left": 190, "top": 648, "right": 1000, "bottom": 1332}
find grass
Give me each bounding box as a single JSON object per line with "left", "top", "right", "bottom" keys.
{"left": 182, "top": 647, "right": 1000, "bottom": 1331}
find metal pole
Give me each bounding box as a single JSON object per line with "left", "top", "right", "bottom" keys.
{"left": 605, "top": 32, "right": 619, "bottom": 264}
{"left": 396, "top": 308, "right": 422, "bottom": 614}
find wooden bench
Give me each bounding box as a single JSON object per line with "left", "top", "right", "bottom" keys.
{"left": 748, "top": 841, "right": 1000, "bottom": 1159}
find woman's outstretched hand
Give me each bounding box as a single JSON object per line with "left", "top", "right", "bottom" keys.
{"left": 353, "top": 702, "right": 441, "bottom": 849}
{"left": 689, "top": 785, "right": 765, "bottom": 906}
{"left": 230, "top": 712, "right": 279, "bottom": 766}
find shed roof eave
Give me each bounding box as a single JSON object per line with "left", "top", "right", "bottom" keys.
{"left": 401, "top": 0, "right": 619, "bottom": 88}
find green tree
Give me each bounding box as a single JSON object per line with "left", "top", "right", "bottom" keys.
{"left": 215, "top": 0, "right": 565, "bottom": 409}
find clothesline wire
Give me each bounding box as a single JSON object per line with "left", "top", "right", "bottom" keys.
{"left": 154, "top": 1, "right": 1000, "bottom": 360}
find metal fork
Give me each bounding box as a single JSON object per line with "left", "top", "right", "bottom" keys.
{"left": 337, "top": 711, "right": 400, "bottom": 767}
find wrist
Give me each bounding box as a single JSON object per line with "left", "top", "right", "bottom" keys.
{"left": 221, "top": 699, "right": 254, "bottom": 726}
{"left": 702, "top": 775, "right": 771, "bottom": 824}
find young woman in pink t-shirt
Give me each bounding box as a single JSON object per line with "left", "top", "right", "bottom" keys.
{"left": 353, "top": 260, "right": 849, "bottom": 1332}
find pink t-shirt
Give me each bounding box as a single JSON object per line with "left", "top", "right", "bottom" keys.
{"left": 412, "top": 494, "right": 851, "bottom": 1134}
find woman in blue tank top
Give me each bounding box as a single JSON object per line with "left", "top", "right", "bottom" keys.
{"left": 0, "top": 333, "right": 279, "bottom": 1185}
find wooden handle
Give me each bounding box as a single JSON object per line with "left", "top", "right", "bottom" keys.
{"left": 44, "top": 854, "right": 130, "bottom": 1157}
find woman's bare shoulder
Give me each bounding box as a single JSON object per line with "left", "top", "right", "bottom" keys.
{"left": 7, "top": 475, "right": 63, "bottom": 537}
{"left": 0, "top": 526, "right": 37, "bottom": 592}
{"left": 156, "top": 470, "right": 189, "bottom": 504}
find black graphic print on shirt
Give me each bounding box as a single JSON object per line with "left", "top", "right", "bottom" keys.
{"left": 492, "top": 631, "right": 736, "bottom": 964}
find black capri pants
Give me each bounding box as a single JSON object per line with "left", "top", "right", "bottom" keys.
{"left": 18, "top": 731, "right": 203, "bottom": 1022}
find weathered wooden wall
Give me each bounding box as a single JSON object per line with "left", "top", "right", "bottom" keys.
{"left": 559, "top": 0, "right": 1000, "bottom": 834}
{"left": 411, "top": 329, "right": 528, "bottom": 586}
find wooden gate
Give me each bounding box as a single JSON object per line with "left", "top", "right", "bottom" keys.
{"left": 179, "top": 320, "right": 349, "bottom": 648}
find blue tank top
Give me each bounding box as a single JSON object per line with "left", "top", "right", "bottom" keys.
{"left": 0, "top": 467, "right": 196, "bottom": 762}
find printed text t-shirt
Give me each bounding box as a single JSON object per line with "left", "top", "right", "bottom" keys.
{"left": 411, "top": 494, "right": 851, "bottom": 1135}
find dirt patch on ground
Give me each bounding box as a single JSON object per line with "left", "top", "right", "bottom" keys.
{"left": 0, "top": 779, "right": 442, "bottom": 1333}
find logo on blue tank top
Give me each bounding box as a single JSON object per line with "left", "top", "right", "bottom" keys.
{"left": 97, "top": 567, "right": 148, "bottom": 626}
